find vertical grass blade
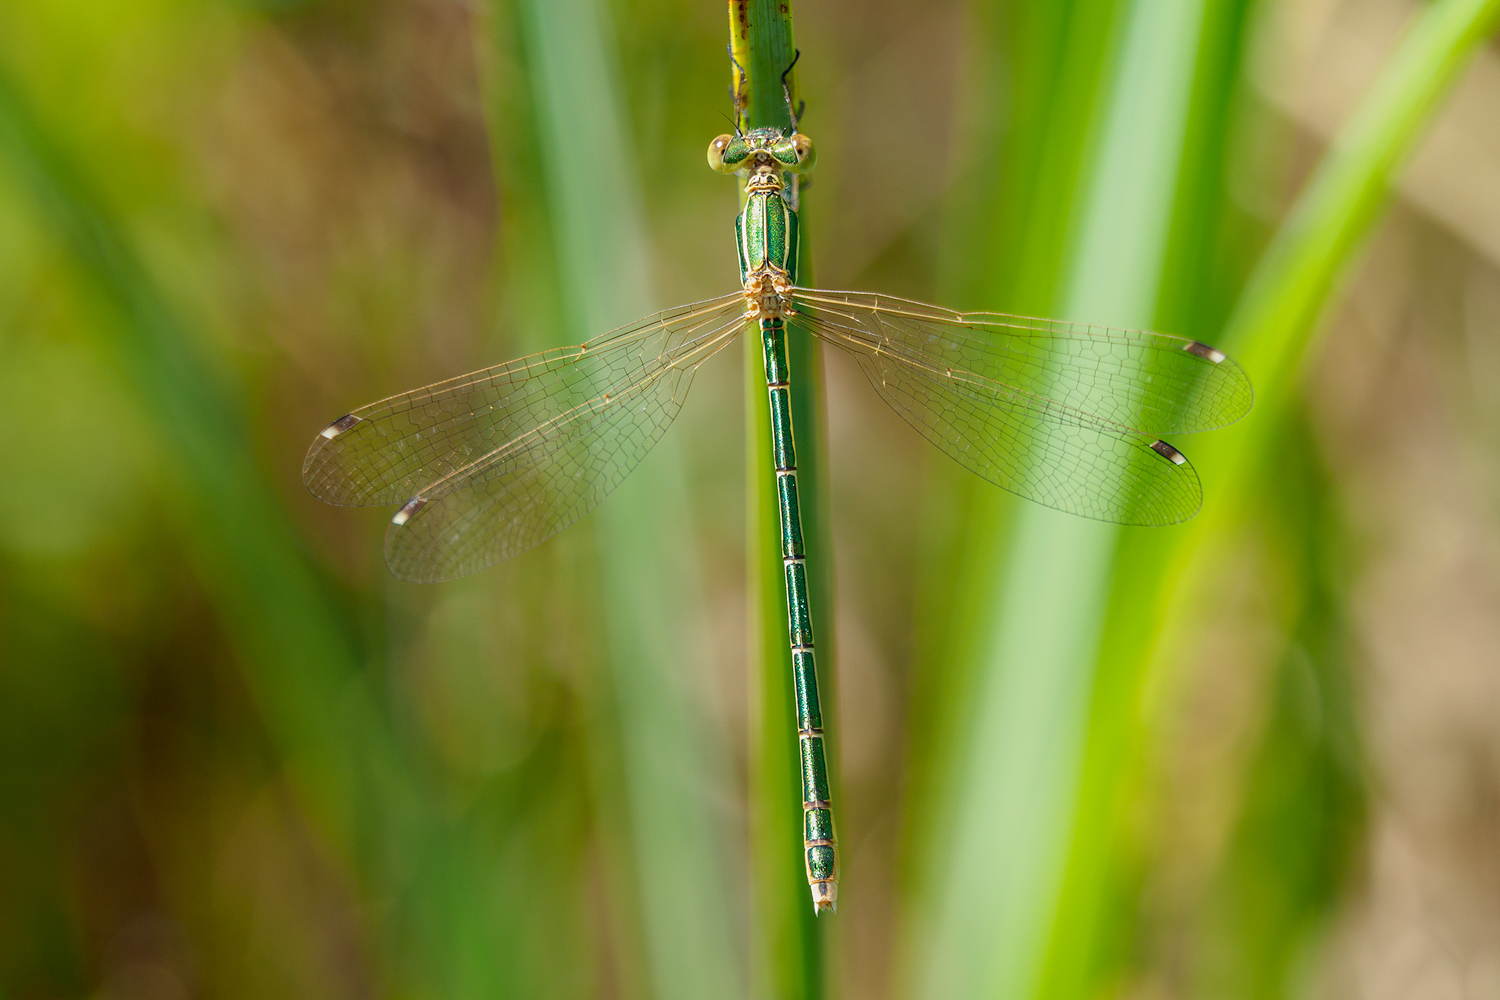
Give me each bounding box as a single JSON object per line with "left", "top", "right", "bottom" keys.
{"left": 1028, "top": 0, "right": 1258, "bottom": 994}
{"left": 912, "top": 0, "right": 1208, "bottom": 997}
{"left": 1200, "top": 415, "right": 1367, "bottom": 1000}
{"left": 729, "top": 1, "right": 834, "bottom": 996}
{"left": 513, "top": 0, "right": 741, "bottom": 997}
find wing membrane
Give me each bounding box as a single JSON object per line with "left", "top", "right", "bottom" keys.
{"left": 789, "top": 290, "right": 1236, "bottom": 525}
{"left": 303, "top": 293, "right": 749, "bottom": 581}
{"left": 792, "top": 289, "right": 1251, "bottom": 435}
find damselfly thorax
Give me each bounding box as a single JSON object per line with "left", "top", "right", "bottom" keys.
{"left": 719, "top": 130, "right": 807, "bottom": 321}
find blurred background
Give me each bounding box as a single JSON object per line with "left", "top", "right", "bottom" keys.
{"left": 2, "top": 0, "right": 1499, "bottom": 997}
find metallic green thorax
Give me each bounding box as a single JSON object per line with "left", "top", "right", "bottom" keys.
{"left": 736, "top": 190, "right": 799, "bottom": 284}
{"left": 710, "top": 124, "right": 837, "bottom": 912}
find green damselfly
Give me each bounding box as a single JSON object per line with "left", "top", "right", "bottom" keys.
{"left": 303, "top": 88, "right": 1252, "bottom": 915}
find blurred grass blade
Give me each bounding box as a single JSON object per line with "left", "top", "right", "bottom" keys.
{"left": 1222, "top": 0, "right": 1500, "bottom": 369}
{"left": 912, "top": 0, "right": 1208, "bottom": 996}
{"left": 1028, "top": 0, "right": 1258, "bottom": 995}
{"left": 976, "top": 0, "right": 1500, "bottom": 997}
{"left": 0, "top": 63, "right": 512, "bottom": 996}
{"left": 1143, "top": 0, "right": 1500, "bottom": 983}
{"left": 513, "top": 0, "right": 741, "bottom": 996}
{"left": 1198, "top": 414, "right": 1367, "bottom": 999}
{"left": 0, "top": 49, "right": 379, "bottom": 895}
{"left": 1122, "top": 0, "right": 1500, "bottom": 879}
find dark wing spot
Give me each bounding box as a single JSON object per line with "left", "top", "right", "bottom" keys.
{"left": 1182, "top": 341, "right": 1227, "bottom": 364}
{"left": 1149, "top": 440, "right": 1188, "bottom": 466}
{"left": 392, "top": 496, "right": 428, "bottom": 526}
{"left": 320, "top": 413, "right": 361, "bottom": 439}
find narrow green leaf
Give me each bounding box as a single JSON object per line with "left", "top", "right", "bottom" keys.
{"left": 1030, "top": 0, "right": 1259, "bottom": 993}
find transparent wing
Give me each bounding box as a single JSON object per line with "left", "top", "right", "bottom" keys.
{"left": 792, "top": 289, "right": 1252, "bottom": 435}
{"left": 788, "top": 290, "right": 1247, "bottom": 525}
{"left": 304, "top": 293, "right": 749, "bottom": 581}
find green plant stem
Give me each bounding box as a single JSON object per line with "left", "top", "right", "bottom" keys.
{"left": 730, "top": 1, "right": 833, "bottom": 997}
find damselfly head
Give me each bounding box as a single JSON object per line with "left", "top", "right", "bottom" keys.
{"left": 708, "top": 127, "right": 816, "bottom": 176}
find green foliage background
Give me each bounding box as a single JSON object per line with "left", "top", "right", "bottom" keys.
{"left": 2, "top": 0, "right": 1498, "bottom": 997}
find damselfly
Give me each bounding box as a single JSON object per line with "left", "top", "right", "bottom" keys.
{"left": 303, "top": 90, "right": 1252, "bottom": 915}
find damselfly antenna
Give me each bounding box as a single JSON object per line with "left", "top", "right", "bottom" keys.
{"left": 780, "top": 49, "right": 805, "bottom": 131}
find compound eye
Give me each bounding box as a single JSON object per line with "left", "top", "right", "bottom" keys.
{"left": 790, "top": 134, "right": 817, "bottom": 173}
{"left": 707, "top": 134, "right": 736, "bottom": 173}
